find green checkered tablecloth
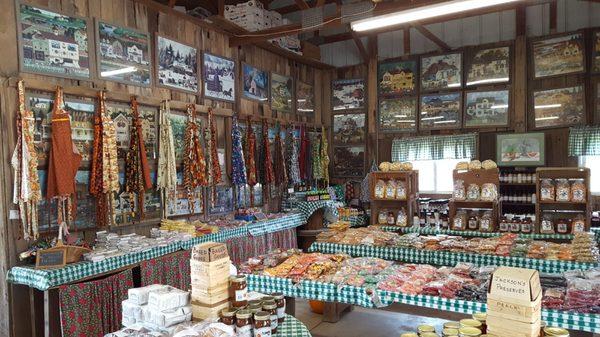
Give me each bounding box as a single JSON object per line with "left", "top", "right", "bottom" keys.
{"left": 295, "top": 200, "right": 342, "bottom": 222}
{"left": 246, "top": 274, "right": 600, "bottom": 333}
{"left": 277, "top": 315, "right": 312, "bottom": 337}
{"left": 309, "top": 242, "right": 599, "bottom": 274}
{"left": 378, "top": 226, "right": 579, "bottom": 240}
{"left": 7, "top": 214, "right": 306, "bottom": 291}
{"left": 346, "top": 215, "right": 367, "bottom": 227}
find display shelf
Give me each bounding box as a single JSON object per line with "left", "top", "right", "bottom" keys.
{"left": 449, "top": 168, "right": 500, "bottom": 230}
{"left": 500, "top": 182, "right": 537, "bottom": 186}
{"left": 246, "top": 274, "right": 600, "bottom": 333}
{"left": 369, "top": 171, "right": 419, "bottom": 226}
{"left": 376, "top": 226, "right": 577, "bottom": 240}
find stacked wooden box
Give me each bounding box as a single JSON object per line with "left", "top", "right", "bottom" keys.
{"left": 486, "top": 266, "right": 542, "bottom": 337}
{"left": 190, "top": 242, "right": 231, "bottom": 320}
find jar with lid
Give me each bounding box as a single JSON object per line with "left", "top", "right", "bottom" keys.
{"left": 235, "top": 309, "right": 253, "bottom": 337}
{"left": 472, "top": 312, "right": 487, "bottom": 334}
{"left": 220, "top": 308, "right": 237, "bottom": 328}
{"left": 253, "top": 311, "right": 272, "bottom": 337}
{"left": 521, "top": 217, "right": 533, "bottom": 234}
{"left": 556, "top": 218, "right": 570, "bottom": 234}
{"left": 417, "top": 325, "right": 435, "bottom": 334}
{"left": 262, "top": 300, "right": 279, "bottom": 334}
{"left": 387, "top": 211, "right": 395, "bottom": 225}
{"left": 229, "top": 275, "right": 248, "bottom": 307}
{"left": 272, "top": 292, "right": 286, "bottom": 323}
{"left": 468, "top": 212, "right": 479, "bottom": 231}
{"left": 510, "top": 217, "right": 522, "bottom": 233}
{"left": 499, "top": 217, "right": 509, "bottom": 232}
{"left": 540, "top": 217, "right": 555, "bottom": 234}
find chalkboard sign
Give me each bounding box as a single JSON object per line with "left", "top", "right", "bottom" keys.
{"left": 36, "top": 249, "right": 66, "bottom": 269}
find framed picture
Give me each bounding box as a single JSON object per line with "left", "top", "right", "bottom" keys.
{"left": 96, "top": 20, "right": 151, "bottom": 86}
{"left": 168, "top": 111, "right": 187, "bottom": 162}
{"left": 378, "top": 97, "right": 417, "bottom": 132}
{"left": 592, "top": 31, "right": 600, "bottom": 73}
{"left": 210, "top": 186, "right": 234, "bottom": 214}
{"left": 332, "top": 79, "right": 365, "bottom": 111}
{"left": 419, "top": 93, "right": 462, "bottom": 130}
{"left": 378, "top": 59, "right": 417, "bottom": 97}
{"left": 496, "top": 132, "right": 545, "bottom": 167}
{"left": 166, "top": 186, "right": 203, "bottom": 216}
{"left": 106, "top": 102, "right": 158, "bottom": 159}
{"left": 203, "top": 52, "right": 235, "bottom": 102}
{"left": 533, "top": 85, "right": 585, "bottom": 129}
{"left": 270, "top": 72, "right": 293, "bottom": 113}
{"left": 242, "top": 63, "right": 269, "bottom": 102}
{"left": 464, "top": 90, "right": 510, "bottom": 128}
{"left": 532, "top": 33, "right": 585, "bottom": 79}
{"left": 296, "top": 81, "right": 314, "bottom": 115}
{"left": 420, "top": 53, "right": 462, "bottom": 91}
{"left": 333, "top": 146, "right": 364, "bottom": 178}
{"left": 17, "top": 3, "right": 91, "bottom": 79}
{"left": 332, "top": 113, "right": 365, "bottom": 145}
{"left": 156, "top": 35, "right": 199, "bottom": 93}
{"left": 466, "top": 46, "right": 510, "bottom": 86}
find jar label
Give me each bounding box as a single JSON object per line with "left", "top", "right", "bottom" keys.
{"left": 276, "top": 306, "right": 285, "bottom": 318}
{"left": 236, "top": 325, "right": 252, "bottom": 337}
{"left": 254, "top": 327, "right": 272, "bottom": 337}
{"left": 270, "top": 315, "right": 278, "bottom": 329}
{"left": 557, "top": 223, "right": 568, "bottom": 233}
{"left": 235, "top": 288, "right": 247, "bottom": 302}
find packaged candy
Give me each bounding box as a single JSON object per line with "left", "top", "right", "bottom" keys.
{"left": 556, "top": 179, "right": 571, "bottom": 202}
{"left": 466, "top": 184, "right": 480, "bottom": 201}
{"left": 540, "top": 179, "right": 555, "bottom": 201}
{"left": 453, "top": 180, "right": 465, "bottom": 200}
{"left": 571, "top": 179, "right": 586, "bottom": 202}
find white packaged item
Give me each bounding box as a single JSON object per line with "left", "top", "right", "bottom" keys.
{"left": 146, "top": 306, "right": 192, "bottom": 328}
{"left": 128, "top": 284, "right": 168, "bottom": 305}
{"left": 147, "top": 286, "right": 190, "bottom": 312}
{"left": 122, "top": 300, "right": 144, "bottom": 321}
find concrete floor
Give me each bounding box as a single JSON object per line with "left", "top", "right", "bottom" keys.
{"left": 293, "top": 299, "right": 594, "bottom": 337}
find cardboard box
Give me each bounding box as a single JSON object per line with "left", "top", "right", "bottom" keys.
{"left": 191, "top": 281, "right": 229, "bottom": 296}
{"left": 487, "top": 266, "right": 542, "bottom": 324}
{"left": 486, "top": 293, "right": 542, "bottom": 322}
{"left": 191, "top": 242, "right": 228, "bottom": 262}
{"left": 191, "top": 289, "right": 229, "bottom": 305}
{"left": 301, "top": 41, "right": 321, "bottom": 60}
{"left": 190, "top": 257, "right": 231, "bottom": 276}
{"left": 191, "top": 301, "right": 230, "bottom": 320}
{"left": 487, "top": 316, "right": 541, "bottom": 337}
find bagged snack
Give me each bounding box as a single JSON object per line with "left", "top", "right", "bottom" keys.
{"left": 469, "top": 160, "right": 482, "bottom": 170}
{"left": 455, "top": 162, "right": 469, "bottom": 170}
{"left": 453, "top": 211, "right": 467, "bottom": 231}
{"left": 385, "top": 180, "right": 397, "bottom": 199}
{"left": 374, "top": 179, "right": 386, "bottom": 199}
{"left": 396, "top": 209, "right": 408, "bottom": 227}
{"left": 400, "top": 162, "right": 413, "bottom": 171}
{"left": 480, "top": 183, "right": 498, "bottom": 201}
{"left": 395, "top": 181, "right": 407, "bottom": 200}
{"left": 467, "top": 184, "right": 480, "bottom": 201}
{"left": 389, "top": 162, "right": 402, "bottom": 171}
{"left": 572, "top": 215, "right": 586, "bottom": 234}
{"left": 571, "top": 179, "right": 586, "bottom": 202}
{"left": 378, "top": 211, "right": 388, "bottom": 225}
{"left": 379, "top": 162, "right": 391, "bottom": 172}
{"left": 540, "top": 179, "right": 555, "bottom": 201}
{"left": 556, "top": 179, "right": 571, "bottom": 202}
{"left": 479, "top": 211, "right": 494, "bottom": 232}
{"left": 481, "top": 159, "right": 497, "bottom": 170}
{"left": 453, "top": 180, "right": 466, "bottom": 200}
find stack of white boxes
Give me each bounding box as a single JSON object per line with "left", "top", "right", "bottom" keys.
{"left": 486, "top": 266, "right": 542, "bottom": 337}
{"left": 122, "top": 284, "right": 191, "bottom": 330}
{"left": 190, "top": 242, "right": 231, "bottom": 320}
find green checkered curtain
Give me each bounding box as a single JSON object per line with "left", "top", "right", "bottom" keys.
{"left": 391, "top": 133, "right": 477, "bottom": 161}
{"left": 569, "top": 126, "right": 600, "bottom": 156}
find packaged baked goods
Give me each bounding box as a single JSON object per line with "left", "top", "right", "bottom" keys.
{"left": 556, "top": 179, "right": 571, "bottom": 202}
{"left": 479, "top": 211, "right": 494, "bottom": 232}
{"left": 396, "top": 209, "right": 408, "bottom": 227}
{"left": 571, "top": 179, "right": 586, "bottom": 203}
{"left": 389, "top": 162, "right": 402, "bottom": 171}
{"left": 540, "top": 179, "right": 556, "bottom": 201}
{"left": 453, "top": 211, "right": 467, "bottom": 231}
{"left": 572, "top": 233, "right": 600, "bottom": 263}
{"left": 469, "top": 160, "right": 482, "bottom": 170}
{"left": 374, "top": 179, "right": 386, "bottom": 199}
{"left": 396, "top": 181, "right": 407, "bottom": 200}
{"left": 400, "top": 162, "right": 413, "bottom": 171}
{"left": 378, "top": 211, "right": 388, "bottom": 225}
{"left": 480, "top": 183, "right": 497, "bottom": 201}
{"left": 466, "top": 184, "right": 480, "bottom": 201}
{"left": 481, "top": 160, "right": 497, "bottom": 170}
{"left": 456, "top": 162, "right": 469, "bottom": 170}
{"left": 453, "top": 180, "right": 466, "bottom": 200}
{"left": 379, "top": 162, "right": 391, "bottom": 172}
{"left": 385, "top": 180, "right": 397, "bottom": 199}
{"left": 540, "top": 217, "right": 555, "bottom": 234}
{"left": 572, "top": 215, "right": 586, "bottom": 234}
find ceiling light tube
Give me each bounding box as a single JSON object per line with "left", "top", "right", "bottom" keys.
{"left": 535, "top": 104, "right": 562, "bottom": 109}
{"left": 351, "top": 0, "right": 521, "bottom": 32}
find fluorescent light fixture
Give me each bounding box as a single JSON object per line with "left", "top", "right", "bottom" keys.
{"left": 490, "top": 104, "right": 509, "bottom": 109}
{"left": 535, "top": 104, "right": 561, "bottom": 109}
{"left": 421, "top": 111, "right": 428, "bottom": 115}
{"left": 535, "top": 116, "right": 560, "bottom": 121}
{"left": 466, "top": 77, "right": 509, "bottom": 86}
{"left": 351, "top": 0, "right": 521, "bottom": 32}
{"left": 101, "top": 66, "right": 137, "bottom": 77}
{"left": 297, "top": 99, "right": 307, "bottom": 103}
{"left": 434, "top": 119, "right": 456, "bottom": 124}
{"left": 447, "top": 83, "right": 462, "bottom": 88}
{"left": 394, "top": 114, "right": 407, "bottom": 118}
{"left": 421, "top": 116, "right": 444, "bottom": 121}
{"left": 298, "top": 108, "right": 314, "bottom": 112}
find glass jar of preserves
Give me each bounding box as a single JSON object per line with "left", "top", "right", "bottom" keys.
{"left": 262, "top": 300, "right": 279, "bottom": 334}
{"left": 235, "top": 309, "right": 253, "bottom": 337}
{"left": 499, "top": 217, "right": 509, "bottom": 232}
{"left": 229, "top": 275, "right": 248, "bottom": 307}
{"left": 220, "top": 308, "right": 237, "bottom": 327}
{"left": 272, "top": 292, "right": 286, "bottom": 323}
{"left": 253, "top": 311, "right": 272, "bottom": 337}
{"left": 510, "top": 217, "right": 522, "bottom": 233}
{"left": 521, "top": 217, "right": 532, "bottom": 234}
{"left": 556, "top": 219, "right": 570, "bottom": 234}
{"left": 468, "top": 213, "right": 479, "bottom": 231}
{"left": 540, "top": 217, "right": 555, "bottom": 234}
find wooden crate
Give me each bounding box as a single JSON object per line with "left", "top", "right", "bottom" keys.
{"left": 450, "top": 168, "right": 500, "bottom": 230}
{"left": 369, "top": 171, "right": 419, "bottom": 226}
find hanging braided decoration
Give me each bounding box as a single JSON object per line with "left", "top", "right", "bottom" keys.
{"left": 262, "top": 120, "right": 274, "bottom": 187}
{"left": 273, "top": 123, "right": 287, "bottom": 188}
{"left": 157, "top": 100, "right": 178, "bottom": 218}
{"left": 11, "top": 80, "right": 41, "bottom": 240}
{"left": 320, "top": 126, "right": 330, "bottom": 186}
{"left": 207, "top": 108, "right": 222, "bottom": 205}
{"left": 231, "top": 116, "right": 247, "bottom": 207}
{"left": 124, "top": 97, "right": 152, "bottom": 220}
{"left": 312, "top": 131, "right": 323, "bottom": 181}
{"left": 182, "top": 104, "right": 207, "bottom": 214}
{"left": 244, "top": 116, "right": 257, "bottom": 206}
{"left": 298, "top": 125, "right": 308, "bottom": 182}
{"left": 288, "top": 126, "right": 301, "bottom": 185}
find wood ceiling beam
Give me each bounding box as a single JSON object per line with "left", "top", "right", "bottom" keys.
{"left": 316, "top": 0, "right": 326, "bottom": 7}
{"left": 168, "top": 0, "right": 177, "bottom": 8}
{"left": 403, "top": 28, "right": 410, "bottom": 55}
{"left": 295, "top": 0, "right": 311, "bottom": 10}
{"left": 273, "top": 0, "right": 335, "bottom": 14}
{"left": 352, "top": 31, "right": 369, "bottom": 63}
{"left": 411, "top": 22, "right": 450, "bottom": 51}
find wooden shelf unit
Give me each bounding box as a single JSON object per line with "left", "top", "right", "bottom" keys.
{"left": 535, "top": 167, "right": 592, "bottom": 232}
{"left": 369, "top": 171, "right": 419, "bottom": 226}
{"left": 449, "top": 168, "right": 500, "bottom": 230}
{"left": 498, "top": 166, "right": 538, "bottom": 216}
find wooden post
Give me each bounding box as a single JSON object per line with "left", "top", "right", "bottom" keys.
{"left": 513, "top": 5, "right": 527, "bottom": 133}
{"left": 367, "top": 36, "right": 378, "bottom": 165}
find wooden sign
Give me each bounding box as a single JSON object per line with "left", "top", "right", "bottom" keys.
{"left": 36, "top": 249, "right": 67, "bottom": 269}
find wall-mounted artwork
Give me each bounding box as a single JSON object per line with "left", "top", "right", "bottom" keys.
{"left": 96, "top": 21, "right": 151, "bottom": 86}
{"left": 156, "top": 35, "right": 198, "bottom": 93}
{"left": 592, "top": 31, "right": 600, "bottom": 73}
{"left": 17, "top": 4, "right": 90, "bottom": 79}
{"left": 533, "top": 85, "right": 585, "bottom": 129}
{"left": 378, "top": 98, "right": 417, "bottom": 132}
{"left": 333, "top": 113, "right": 365, "bottom": 145}
{"left": 210, "top": 186, "right": 234, "bottom": 214}
{"left": 464, "top": 90, "right": 510, "bottom": 128}
{"left": 466, "top": 46, "right": 510, "bottom": 86}
{"left": 296, "top": 81, "right": 314, "bottom": 115}
{"left": 106, "top": 102, "right": 158, "bottom": 159}
{"left": 419, "top": 93, "right": 462, "bottom": 130}
{"left": 203, "top": 53, "right": 235, "bottom": 102}
{"left": 166, "top": 187, "right": 203, "bottom": 216}
{"left": 169, "top": 112, "right": 187, "bottom": 162}
{"left": 333, "top": 146, "right": 364, "bottom": 177}
{"left": 378, "top": 60, "right": 417, "bottom": 97}
{"left": 420, "top": 53, "right": 462, "bottom": 91}
{"left": 532, "top": 33, "right": 585, "bottom": 78}
{"left": 242, "top": 63, "right": 269, "bottom": 102}
{"left": 332, "top": 79, "right": 365, "bottom": 111}
{"left": 271, "top": 72, "right": 293, "bottom": 112}
{"left": 496, "top": 132, "right": 545, "bottom": 167}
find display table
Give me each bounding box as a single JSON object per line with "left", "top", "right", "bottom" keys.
{"left": 277, "top": 315, "right": 312, "bottom": 337}
{"left": 246, "top": 274, "right": 600, "bottom": 333}
{"left": 308, "top": 242, "right": 599, "bottom": 274}
{"left": 377, "top": 226, "right": 584, "bottom": 240}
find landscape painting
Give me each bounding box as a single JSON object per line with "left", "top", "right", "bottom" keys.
{"left": 97, "top": 21, "right": 151, "bottom": 86}
{"left": 332, "top": 79, "right": 365, "bottom": 111}
{"left": 378, "top": 98, "right": 417, "bottom": 132}
{"left": 157, "top": 35, "right": 198, "bottom": 93}
{"left": 533, "top": 33, "right": 585, "bottom": 78}
{"left": 533, "top": 86, "right": 585, "bottom": 129}
{"left": 496, "top": 132, "right": 545, "bottom": 167}
{"left": 203, "top": 53, "right": 235, "bottom": 102}
{"left": 333, "top": 146, "right": 364, "bottom": 177}
{"left": 333, "top": 113, "right": 365, "bottom": 145}
{"left": 378, "top": 60, "right": 417, "bottom": 97}
{"left": 18, "top": 4, "right": 90, "bottom": 79}
{"left": 242, "top": 63, "right": 269, "bottom": 102}
{"left": 466, "top": 47, "right": 510, "bottom": 86}
{"left": 419, "top": 93, "right": 462, "bottom": 130}
{"left": 420, "top": 53, "right": 462, "bottom": 91}
{"left": 464, "top": 90, "right": 510, "bottom": 128}
{"left": 271, "top": 72, "right": 293, "bottom": 112}
{"left": 296, "top": 81, "right": 314, "bottom": 115}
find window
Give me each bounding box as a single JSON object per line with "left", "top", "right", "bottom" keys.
{"left": 578, "top": 156, "right": 600, "bottom": 194}
{"left": 411, "top": 158, "right": 463, "bottom": 193}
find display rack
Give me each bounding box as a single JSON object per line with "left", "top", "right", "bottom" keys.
{"left": 535, "top": 167, "right": 591, "bottom": 233}
{"left": 449, "top": 168, "right": 500, "bottom": 230}
{"left": 369, "top": 171, "right": 419, "bottom": 226}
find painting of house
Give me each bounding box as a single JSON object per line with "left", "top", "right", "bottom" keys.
{"left": 204, "top": 53, "right": 236, "bottom": 102}
{"left": 157, "top": 35, "right": 198, "bottom": 92}
{"left": 18, "top": 4, "right": 90, "bottom": 78}
{"left": 465, "top": 90, "right": 509, "bottom": 127}
{"left": 107, "top": 102, "right": 158, "bottom": 158}
{"left": 296, "top": 81, "right": 314, "bottom": 115}
{"left": 419, "top": 93, "right": 461, "bottom": 130}
{"left": 271, "top": 73, "right": 293, "bottom": 113}
{"left": 533, "top": 33, "right": 585, "bottom": 78}
{"left": 466, "top": 47, "right": 510, "bottom": 86}
{"left": 378, "top": 60, "right": 417, "bottom": 97}
{"left": 534, "top": 86, "right": 585, "bottom": 128}
{"left": 421, "top": 53, "right": 462, "bottom": 91}
{"left": 332, "top": 79, "right": 365, "bottom": 110}
{"left": 378, "top": 98, "right": 417, "bottom": 132}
